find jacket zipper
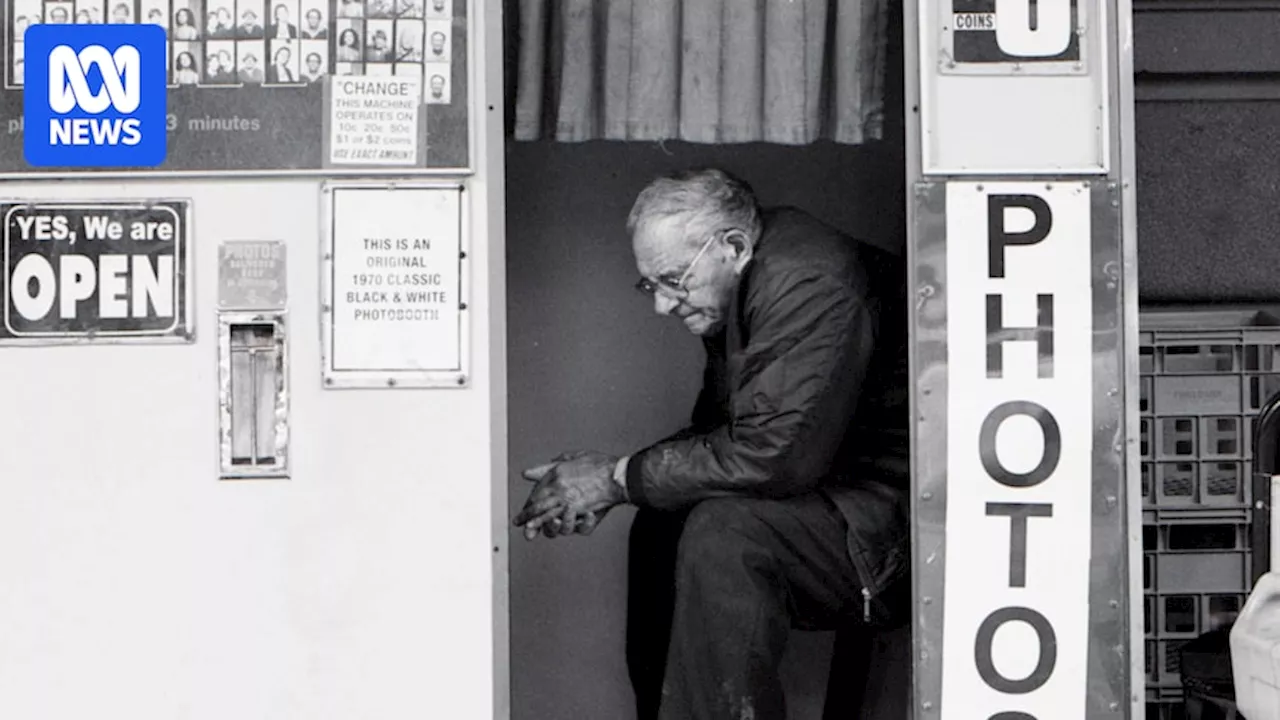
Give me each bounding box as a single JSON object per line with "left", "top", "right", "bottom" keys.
{"left": 862, "top": 587, "right": 871, "bottom": 623}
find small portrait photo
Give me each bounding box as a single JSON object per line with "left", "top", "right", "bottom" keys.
{"left": 364, "top": 19, "right": 393, "bottom": 62}
{"left": 393, "top": 19, "right": 422, "bottom": 62}
{"left": 299, "top": 0, "right": 327, "bottom": 39}
{"left": 12, "top": 43, "right": 25, "bottom": 87}
{"left": 205, "top": 0, "right": 235, "bottom": 38}
{"left": 107, "top": 1, "right": 134, "bottom": 22}
{"left": 423, "top": 61, "right": 449, "bottom": 104}
{"left": 425, "top": 20, "right": 449, "bottom": 60}
{"left": 395, "top": 0, "right": 422, "bottom": 18}
{"left": 172, "top": 43, "right": 201, "bottom": 85}
{"left": 300, "top": 39, "right": 327, "bottom": 83}
{"left": 236, "top": 39, "right": 264, "bottom": 83}
{"left": 73, "top": 0, "right": 105, "bottom": 24}
{"left": 203, "top": 41, "right": 237, "bottom": 83}
{"left": 236, "top": 3, "right": 264, "bottom": 38}
{"left": 45, "top": 2, "right": 75, "bottom": 24}
{"left": 141, "top": 0, "right": 170, "bottom": 29}
{"left": 366, "top": 0, "right": 394, "bottom": 18}
{"left": 335, "top": 20, "right": 363, "bottom": 62}
{"left": 266, "top": 0, "right": 299, "bottom": 39}
{"left": 13, "top": 0, "right": 40, "bottom": 41}
{"left": 171, "top": 1, "right": 202, "bottom": 39}
{"left": 364, "top": 62, "right": 391, "bottom": 76}
{"left": 424, "top": 0, "right": 449, "bottom": 20}
{"left": 266, "top": 39, "right": 301, "bottom": 83}
{"left": 336, "top": 0, "right": 363, "bottom": 18}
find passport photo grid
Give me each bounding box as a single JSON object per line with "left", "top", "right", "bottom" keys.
{"left": 7, "top": 0, "right": 453, "bottom": 102}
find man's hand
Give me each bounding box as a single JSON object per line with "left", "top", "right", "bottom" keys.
{"left": 513, "top": 451, "right": 626, "bottom": 540}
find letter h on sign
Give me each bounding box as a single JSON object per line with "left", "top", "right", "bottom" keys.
{"left": 22, "top": 24, "right": 167, "bottom": 168}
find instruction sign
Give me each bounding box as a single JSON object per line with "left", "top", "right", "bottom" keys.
{"left": 2, "top": 199, "right": 193, "bottom": 343}
{"left": 322, "top": 181, "right": 467, "bottom": 388}
{"left": 0, "top": 0, "right": 470, "bottom": 176}
{"left": 218, "top": 240, "right": 286, "bottom": 310}
{"left": 943, "top": 0, "right": 1084, "bottom": 74}
{"left": 328, "top": 75, "right": 421, "bottom": 165}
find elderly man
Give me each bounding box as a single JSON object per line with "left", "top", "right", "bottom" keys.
{"left": 514, "top": 168, "right": 910, "bottom": 720}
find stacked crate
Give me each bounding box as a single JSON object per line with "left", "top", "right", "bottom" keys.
{"left": 1140, "top": 306, "right": 1280, "bottom": 715}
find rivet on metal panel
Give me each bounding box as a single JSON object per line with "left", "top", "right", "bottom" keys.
{"left": 921, "top": 492, "right": 933, "bottom": 501}
{"left": 1107, "top": 182, "right": 1118, "bottom": 191}
{"left": 1257, "top": 500, "right": 1267, "bottom": 510}
{"left": 1107, "top": 387, "right": 1119, "bottom": 397}
{"left": 322, "top": 304, "right": 331, "bottom": 313}
{"left": 1111, "top": 198, "right": 1120, "bottom": 208}
{"left": 1073, "top": 63, "right": 1082, "bottom": 70}
{"left": 324, "top": 377, "right": 333, "bottom": 385}
{"left": 1110, "top": 702, "right": 1120, "bottom": 711}
{"left": 460, "top": 302, "right": 468, "bottom": 310}
{"left": 460, "top": 251, "right": 467, "bottom": 259}
{"left": 1044, "top": 184, "right": 1052, "bottom": 191}
{"left": 1113, "top": 442, "right": 1123, "bottom": 454}
{"left": 1110, "top": 599, "right": 1120, "bottom": 608}
{"left": 1106, "top": 495, "right": 1117, "bottom": 509}
{"left": 976, "top": 185, "right": 984, "bottom": 192}
{"left": 922, "top": 701, "right": 933, "bottom": 711}
{"left": 922, "top": 388, "right": 932, "bottom": 396}
{"left": 923, "top": 596, "right": 932, "bottom": 605}
{"left": 457, "top": 375, "right": 467, "bottom": 385}
{"left": 945, "top": 60, "right": 955, "bottom": 69}
{"left": 1012, "top": 63, "right": 1022, "bottom": 72}
{"left": 324, "top": 253, "right": 332, "bottom": 260}
{"left": 322, "top": 187, "right": 330, "bottom": 194}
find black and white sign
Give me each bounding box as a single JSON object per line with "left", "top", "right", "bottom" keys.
{"left": 939, "top": 182, "right": 1093, "bottom": 718}
{"left": 943, "top": 0, "right": 1085, "bottom": 75}
{"left": 2, "top": 200, "right": 193, "bottom": 343}
{"left": 321, "top": 181, "right": 467, "bottom": 388}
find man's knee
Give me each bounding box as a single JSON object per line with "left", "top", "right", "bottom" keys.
{"left": 674, "top": 498, "right": 775, "bottom": 578}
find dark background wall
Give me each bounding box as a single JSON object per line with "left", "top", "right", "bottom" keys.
{"left": 505, "top": 2, "right": 1280, "bottom": 717}
{"left": 504, "top": 137, "right": 905, "bottom": 720}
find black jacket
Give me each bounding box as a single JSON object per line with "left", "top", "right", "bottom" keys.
{"left": 625, "top": 207, "right": 911, "bottom": 607}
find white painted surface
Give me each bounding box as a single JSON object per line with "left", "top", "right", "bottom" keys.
{"left": 918, "top": 0, "right": 1110, "bottom": 174}
{"left": 941, "top": 181, "right": 1093, "bottom": 718}
{"left": 0, "top": 2, "right": 506, "bottom": 716}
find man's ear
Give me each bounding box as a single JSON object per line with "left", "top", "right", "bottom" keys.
{"left": 724, "top": 229, "right": 753, "bottom": 272}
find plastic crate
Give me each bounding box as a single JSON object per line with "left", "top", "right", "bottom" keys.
{"left": 1143, "top": 519, "right": 1252, "bottom": 693}
{"left": 1140, "top": 306, "right": 1280, "bottom": 521}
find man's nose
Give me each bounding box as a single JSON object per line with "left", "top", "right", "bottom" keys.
{"left": 653, "top": 292, "right": 679, "bottom": 316}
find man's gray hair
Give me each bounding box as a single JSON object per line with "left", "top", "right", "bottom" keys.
{"left": 626, "top": 168, "right": 763, "bottom": 247}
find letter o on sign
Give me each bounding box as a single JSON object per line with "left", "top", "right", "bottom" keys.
{"left": 974, "top": 607, "right": 1057, "bottom": 694}
{"left": 980, "top": 401, "right": 1061, "bottom": 488}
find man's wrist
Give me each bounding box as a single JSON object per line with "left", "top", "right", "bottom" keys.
{"left": 613, "top": 455, "right": 630, "bottom": 503}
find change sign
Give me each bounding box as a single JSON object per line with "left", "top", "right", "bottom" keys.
{"left": 946, "top": 0, "right": 1084, "bottom": 72}
{"left": 2, "top": 201, "right": 193, "bottom": 343}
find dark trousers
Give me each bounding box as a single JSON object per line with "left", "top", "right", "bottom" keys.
{"left": 626, "top": 494, "right": 867, "bottom": 720}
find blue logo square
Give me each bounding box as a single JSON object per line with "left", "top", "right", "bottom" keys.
{"left": 23, "top": 24, "right": 168, "bottom": 168}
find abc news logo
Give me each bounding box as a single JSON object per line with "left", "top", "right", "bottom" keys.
{"left": 23, "top": 24, "right": 166, "bottom": 168}
{"left": 48, "top": 45, "right": 143, "bottom": 146}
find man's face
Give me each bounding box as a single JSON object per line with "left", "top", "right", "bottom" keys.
{"left": 51, "top": 8, "right": 69, "bottom": 23}
{"left": 307, "top": 56, "right": 321, "bottom": 72}
{"left": 306, "top": 10, "right": 321, "bottom": 28}
{"left": 430, "top": 75, "right": 444, "bottom": 95}
{"left": 632, "top": 219, "right": 745, "bottom": 336}
{"left": 242, "top": 11, "right": 257, "bottom": 26}
{"left": 430, "top": 33, "right": 445, "bottom": 52}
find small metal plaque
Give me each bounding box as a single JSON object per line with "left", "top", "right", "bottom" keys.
{"left": 218, "top": 241, "right": 287, "bottom": 310}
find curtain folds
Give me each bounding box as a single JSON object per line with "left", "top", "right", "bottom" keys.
{"left": 511, "top": 0, "right": 889, "bottom": 145}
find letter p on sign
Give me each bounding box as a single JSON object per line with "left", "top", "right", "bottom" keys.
{"left": 22, "top": 23, "right": 167, "bottom": 168}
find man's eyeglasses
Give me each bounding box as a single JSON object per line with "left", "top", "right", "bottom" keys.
{"left": 635, "top": 231, "right": 720, "bottom": 298}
